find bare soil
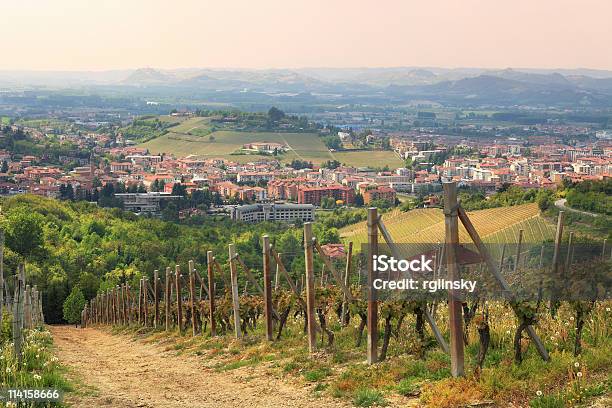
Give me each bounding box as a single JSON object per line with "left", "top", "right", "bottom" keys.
{"left": 50, "top": 326, "right": 350, "bottom": 408}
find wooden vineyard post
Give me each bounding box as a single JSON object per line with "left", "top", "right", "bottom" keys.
{"left": 175, "top": 265, "right": 183, "bottom": 334}
{"left": 153, "top": 270, "right": 160, "bottom": 328}
{"left": 443, "top": 182, "right": 465, "bottom": 377}
{"left": 602, "top": 239, "right": 608, "bottom": 260}
{"left": 116, "top": 285, "right": 121, "bottom": 325}
{"left": 144, "top": 278, "right": 150, "bottom": 326}
{"left": 274, "top": 253, "right": 281, "bottom": 291}
{"left": 341, "top": 242, "right": 353, "bottom": 326}
{"left": 165, "top": 267, "right": 171, "bottom": 331}
{"left": 228, "top": 244, "right": 242, "bottom": 338}
{"left": 188, "top": 260, "right": 197, "bottom": 336}
{"left": 551, "top": 211, "right": 565, "bottom": 276}
{"left": 303, "top": 223, "right": 317, "bottom": 353}
{"left": 262, "top": 235, "right": 273, "bottom": 341}
{"left": 122, "top": 284, "right": 127, "bottom": 325}
{"left": 207, "top": 251, "right": 216, "bottom": 337}
{"left": 137, "top": 281, "right": 142, "bottom": 325}
{"left": 13, "top": 264, "right": 24, "bottom": 362}
{"left": 514, "top": 229, "right": 524, "bottom": 273}
{"left": 565, "top": 232, "right": 574, "bottom": 272}
{"left": 24, "top": 285, "right": 32, "bottom": 329}
{"left": 499, "top": 243, "right": 507, "bottom": 271}
{"left": 126, "top": 284, "right": 132, "bottom": 325}
{"left": 367, "top": 208, "right": 379, "bottom": 364}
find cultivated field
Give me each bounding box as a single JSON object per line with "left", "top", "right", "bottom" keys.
{"left": 139, "top": 117, "right": 403, "bottom": 167}
{"left": 340, "top": 203, "right": 555, "bottom": 254}
{"left": 332, "top": 150, "right": 404, "bottom": 168}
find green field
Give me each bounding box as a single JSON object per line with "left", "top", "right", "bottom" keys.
{"left": 141, "top": 129, "right": 331, "bottom": 162}
{"left": 140, "top": 117, "right": 403, "bottom": 167}
{"left": 332, "top": 150, "right": 403, "bottom": 168}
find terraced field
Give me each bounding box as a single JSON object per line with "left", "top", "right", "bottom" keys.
{"left": 340, "top": 203, "right": 556, "bottom": 255}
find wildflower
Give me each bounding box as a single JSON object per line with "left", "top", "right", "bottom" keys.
{"left": 35, "top": 354, "right": 40, "bottom": 359}
{"left": 570, "top": 316, "right": 575, "bottom": 321}
{"left": 5, "top": 367, "right": 11, "bottom": 373}
{"left": 574, "top": 362, "right": 580, "bottom": 368}
{"left": 577, "top": 371, "right": 583, "bottom": 378}
{"left": 33, "top": 374, "right": 41, "bottom": 380}
{"left": 536, "top": 390, "right": 543, "bottom": 396}
{"left": 606, "top": 307, "right": 610, "bottom": 312}
{"left": 506, "top": 330, "right": 511, "bottom": 335}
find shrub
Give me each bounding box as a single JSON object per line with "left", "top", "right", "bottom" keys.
{"left": 63, "top": 286, "right": 86, "bottom": 325}
{"left": 353, "top": 388, "right": 387, "bottom": 407}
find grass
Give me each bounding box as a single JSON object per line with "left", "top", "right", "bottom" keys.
{"left": 353, "top": 388, "right": 388, "bottom": 407}
{"left": 138, "top": 115, "right": 403, "bottom": 167}
{"left": 0, "top": 324, "right": 73, "bottom": 407}
{"left": 332, "top": 150, "right": 403, "bottom": 168}
{"left": 141, "top": 129, "right": 331, "bottom": 163}
{"left": 102, "top": 295, "right": 612, "bottom": 407}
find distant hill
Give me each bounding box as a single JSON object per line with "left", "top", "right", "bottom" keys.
{"left": 3, "top": 66, "right": 612, "bottom": 107}
{"left": 122, "top": 68, "right": 177, "bottom": 85}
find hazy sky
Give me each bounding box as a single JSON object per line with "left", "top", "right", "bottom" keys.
{"left": 2, "top": 0, "right": 611, "bottom": 71}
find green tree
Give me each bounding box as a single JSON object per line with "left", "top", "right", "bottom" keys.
{"left": 268, "top": 107, "right": 285, "bottom": 122}
{"left": 3, "top": 207, "right": 45, "bottom": 260}
{"left": 63, "top": 286, "right": 86, "bottom": 326}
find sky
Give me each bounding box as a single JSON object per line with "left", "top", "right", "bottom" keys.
{"left": 2, "top": 0, "right": 611, "bottom": 71}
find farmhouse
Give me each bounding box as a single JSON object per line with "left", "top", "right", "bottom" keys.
{"left": 242, "top": 141, "right": 287, "bottom": 154}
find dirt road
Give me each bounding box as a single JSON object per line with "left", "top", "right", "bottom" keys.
{"left": 50, "top": 326, "right": 349, "bottom": 408}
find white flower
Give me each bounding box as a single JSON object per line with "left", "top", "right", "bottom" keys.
{"left": 606, "top": 307, "right": 610, "bottom": 312}
{"left": 35, "top": 354, "right": 40, "bottom": 359}
{"left": 577, "top": 371, "right": 583, "bottom": 378}
{"left": 33, "top": 374, "right": 41, "bottom": 380}
{"left": 574, "top": 362, "right": 580, "bottom": 368}
{"left": 570, "top": 316, "right": 575, "bottom": 321}
{"left": 536, "top": 390, "right": 543, "bottom": 396}
{"left": 5, "top": 367, "right": 11, "bottom": 373}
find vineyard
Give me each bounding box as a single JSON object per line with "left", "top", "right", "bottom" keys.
{"left": 80, "top": 188, "right": 611, "bottom": 408}
{"left": 340, "top": 203, "right": 555, "bottom": 246}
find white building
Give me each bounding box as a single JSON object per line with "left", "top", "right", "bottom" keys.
{"left": 231, "top": 203, "right": 315, "bottom": 223}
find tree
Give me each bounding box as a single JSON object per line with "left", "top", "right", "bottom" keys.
{"left": 268, "top": 107, "right": 285, "bottom": 122}
{"left": 3, "top": 207, "right": 45, "bottom": 260}
{"left": 1, "top": 160, "right": 7, "bottom": 173}
{"left": 63, "top": 286, "right": 86, "bottom": 326}
{"left": 354, "top": 193, "right": 364, "bottom": 207}
{"left": 322, "top": 160, "right": 341, "bottom": 169}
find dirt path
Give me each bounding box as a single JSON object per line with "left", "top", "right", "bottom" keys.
{"left": 50, "top": 326, "right": 350, "bottom": 408}
{"left": 554, "top": 198, "right": 600, "bottom": 217}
